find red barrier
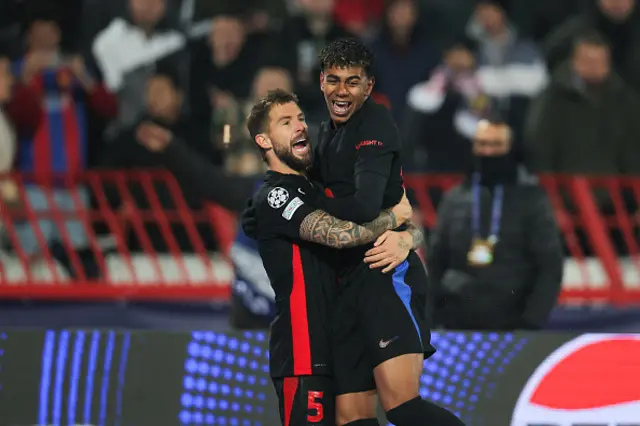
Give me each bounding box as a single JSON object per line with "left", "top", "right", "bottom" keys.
{"left": 0, "top": 171, "right": 231, "bottom": 301}
{"left": 0, "top": 171, "right": 638, "bottom": 306}
{"left": 406, "top": 174, "right": 640, "bottom": 306}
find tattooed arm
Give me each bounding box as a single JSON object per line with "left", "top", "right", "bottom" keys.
{"left": 381, "top": 221, "right": 424, "bottom": 254}
{"left": 406, "top": 221, "right": 425, "bottom": 249}
{"left": 361, "top": 220, "right": 426, "bottom": 273}
{"left": 299, "top": 209, "right": 400, "bottom": 249}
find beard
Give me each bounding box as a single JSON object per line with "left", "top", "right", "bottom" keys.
{"left": 273, "top": 143, "right": 312, "bottom": 172}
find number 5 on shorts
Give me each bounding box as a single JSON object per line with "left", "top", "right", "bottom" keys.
{"left": 307, "top": 391, "right": 324, "bottom": 422}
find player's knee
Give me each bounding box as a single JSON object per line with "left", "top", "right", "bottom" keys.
{"left": 335, "top": 392, "right": 377, "bottom": 426}
{"left": 373, "top": 354, "right": 422, "bottom": 411}
{"left": 385, "top": 397, "right": 466, "bottom": 426}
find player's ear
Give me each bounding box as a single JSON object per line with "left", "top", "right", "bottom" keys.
{"left": 365, "top": 76, "right": 375, "bottom": 96}
{"left": 319, "top": 71, "right": 325, "bottom": 91}
{"left": 255, "top": 134, "right": 272, "bottom": 151}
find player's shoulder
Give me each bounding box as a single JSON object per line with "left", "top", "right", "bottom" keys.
{"left": 357, "top": 99, "right": 398, "bottom": 133}
{"left": 364, "top": 98, "right": 395, "bottom": 119}
{"left": 254, "top": 178, "right": 297, "bottom": 212}
{"left": 357, "top": 99, "right": 393, "bottom": 123}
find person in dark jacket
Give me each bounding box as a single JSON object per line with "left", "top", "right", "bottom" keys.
{"left": 102, "top": 73, "right": 222, "bottom": 252}
{"left": 368, "top": 0, "right": 439, "bottom": 121}
{"left": 427, "top": 119, "right": 563, "bottom": 330}
{"left": 272, "top": 0, "right": 353, "bottom": 122}
{"left": 526, "top": 32, "right": 640, "bottom": 175}
{"left": 544, "top": 0, "right": 640, "bottom": 91}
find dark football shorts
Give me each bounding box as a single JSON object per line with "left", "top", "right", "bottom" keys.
{"left": 273, "top": 375, "right": 335, "bottom": 426}
{"left": 332, "top": 251, "right": 436, "bottom": 395}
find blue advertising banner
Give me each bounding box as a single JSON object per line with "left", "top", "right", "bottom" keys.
{"left": 0, "top": 330, "right": 638, "bottom": 426}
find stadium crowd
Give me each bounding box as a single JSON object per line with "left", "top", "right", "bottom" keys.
{"left": 0, "top": 0, "right": 637, "bottom": 329}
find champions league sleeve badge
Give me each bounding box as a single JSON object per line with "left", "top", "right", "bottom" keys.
{"left": 267, "top": 187, "right": 289, "bottom": 209}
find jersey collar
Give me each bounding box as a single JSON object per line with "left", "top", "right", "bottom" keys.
{"left": 265, "top": 170, "right": 308, "bottom": 184}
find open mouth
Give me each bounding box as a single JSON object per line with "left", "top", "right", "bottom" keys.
{"left": 291, "top": 137, "right": 310, "bottom": 155}
{"left": 332, "top": 101, "right": 352, "bottom": 116}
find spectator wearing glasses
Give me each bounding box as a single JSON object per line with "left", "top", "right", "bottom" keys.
{"left": 427, "top": 120, "right": 563, "bottom": 331}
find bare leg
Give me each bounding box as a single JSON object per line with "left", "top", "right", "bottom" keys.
{"left": 335, "top": 390, "right": 378, "bottom": 426}
{"left": 373, "top": 353, "right": 423, "bottom": 411}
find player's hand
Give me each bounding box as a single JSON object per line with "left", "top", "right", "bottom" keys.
{"left": 364, "top": 230, "right": 412, "bottom": 273}
{"left": 391, "top": 191, "right": 412, "bottom": 226}
{"left": 241, "top": 198, "right": 258, "bottom": 240}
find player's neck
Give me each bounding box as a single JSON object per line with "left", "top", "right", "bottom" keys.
{"left": 270, "top": 163, "right": 306, "bottom": 178}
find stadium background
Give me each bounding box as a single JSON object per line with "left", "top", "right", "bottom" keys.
{"left": 0, "top": 0, "right": 639, "bottom": 424}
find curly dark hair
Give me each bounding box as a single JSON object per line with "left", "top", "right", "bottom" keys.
{"left": 318, "top": 38, "right": 374, "bottom": 76}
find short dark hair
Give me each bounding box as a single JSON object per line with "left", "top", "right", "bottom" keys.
{"left": 246, "top": 89, "right": 299, "bottom": 158}
{"left": 318, "top": 38, "right": 374, "bottom": 76}
{"left": 573, "top": 31, "right": 609, "bottom": 53}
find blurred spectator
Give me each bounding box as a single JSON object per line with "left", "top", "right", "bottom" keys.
{"left": 188, "top": 0, "right": 287, "bottom": 32}
{"left": 188, "top": 12, "right": 272, "bottom": 133}
{"left": 404, "top": 38, "right": 489, "bottom": 172}
{"left": 92, "top": 0, "right": 186, "bottom": 131}
{"left": 135, "top": 123, "right": 260, "bottom": 213}
{"left": 208, "top": 14, "right": 271, "bottom": 101}
{"left": 246, "top": 0, "right": 289, "bottom": 33}
{"left": 0, "top": 57, "right": 17, "bottom": 206}
{"left": 369, "top": 0, "right": 439, "bottom": 121}
{"left": 544, "top": 0, "right": 640, "bottom": 91}
{"left": 526, "top": 32, "right": 640, "bottom": 175}
{"left": 103, "top": 73, "right": 219, "bottom": 168}
{"left": 7, "top": 11, "right": 118, "bottom": 279}
{"left": 101, "top": 73, "right": 220, "bottom": 251}
{"left": 423, "top": 0, "right": 476, "bottom": 44}
{"left": 404, "top": 0, "right": 547, "bottom": 172}
{"left": 466, "top": 0, "right": 548, "bottom": 143}
{"left": 212, "top": 66, "right": 294, "bottom": 147}
{"left": 275, "top": 0, "right": 352, "bottom": 121}
{"left": 508, "top": 0, "right": 589, "bottom": 42}
{"left": 428, "top": 120, "right": 563, "bottom": 331}
{"left": 333, "top": 0, "right": 385, "bottom": 38}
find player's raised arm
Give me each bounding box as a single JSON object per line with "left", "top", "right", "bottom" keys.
{"left": 405, "top": 221, "right": 425, "bottom": 249}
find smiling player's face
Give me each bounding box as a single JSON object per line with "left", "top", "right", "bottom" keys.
{"left": 265, "top": 102, "right": 313, "bottom": 171}
{"left": 320, "top": 66, "right": 374, "bottom": 124}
